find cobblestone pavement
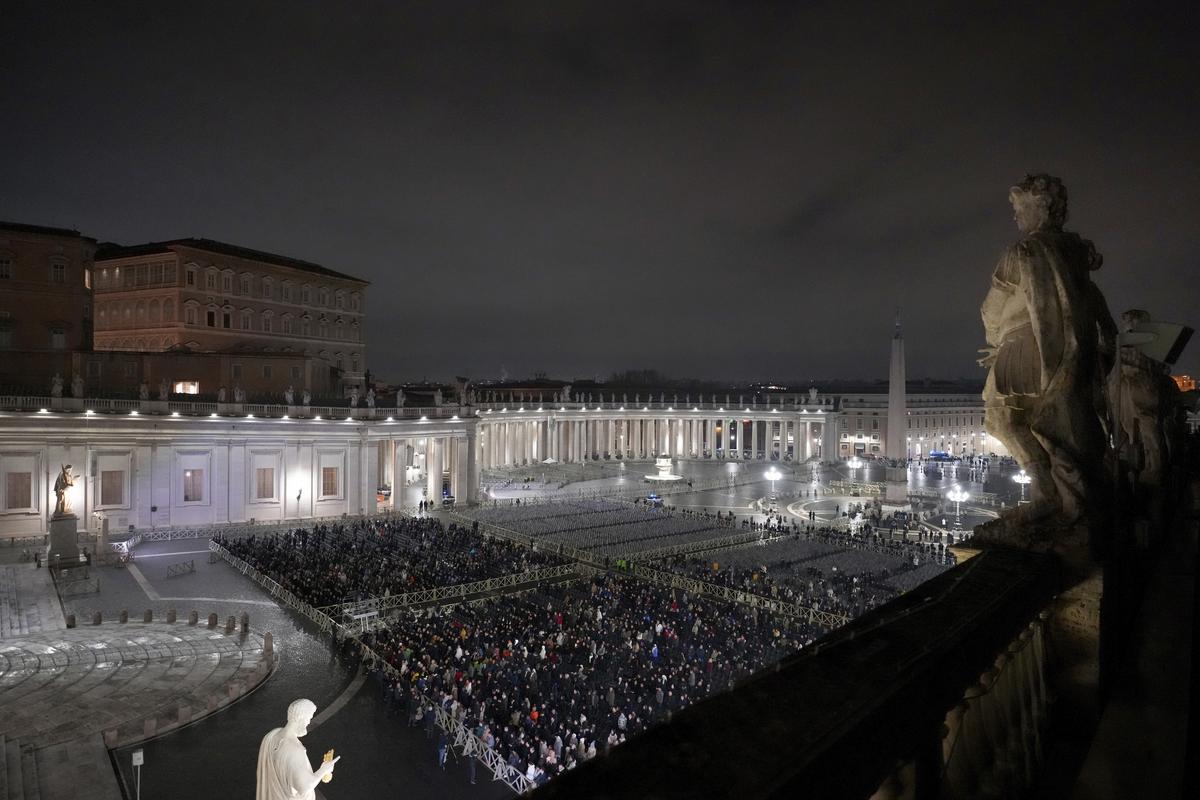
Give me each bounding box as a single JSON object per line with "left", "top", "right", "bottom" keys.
{"left": 0, "top": 623, "right": 268, "bottom": 749}
{"left": 1, "top": 564, "right": 65, "bottom": 637}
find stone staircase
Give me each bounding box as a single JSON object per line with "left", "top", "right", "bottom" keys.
{"left": 0, "top": 735, "right": 43, "bottom": 800}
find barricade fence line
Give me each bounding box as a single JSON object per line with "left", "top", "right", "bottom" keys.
{"left": 206, "top": 540, "right": 534, "bottom": 794}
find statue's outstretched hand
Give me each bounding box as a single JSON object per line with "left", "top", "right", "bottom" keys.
{"left": 976, "top": 347, "right": 998, "bottom": 368}
{"left": 317, "top": 756, "right": 340, "bottom": 777}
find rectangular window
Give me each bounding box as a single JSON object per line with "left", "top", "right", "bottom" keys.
{"left": 51, "top": 263, "right": 66, "bottom": 283}
{"left": 255, "top": 467, "right": 275, "bottom": 500}
{"left": 206, "top": 272, "right": 216, "bottom": 290}
{"left": 183, "top": 469, "right": 204, "bottom": 502}
{"left": 0, "top": 330, "right": 11, "bottom": 348}
{"left": 5, "top": 472, "right": 32, "bottom": 509}
{"left": 50, "top": 327, "right": 66, "bottom": 349}
{"left": 186, "top": 307, "right": 197, "bottom": 325}
{"left": 321, "top": 466, "right": 339, "bottom": 498}
{"left": 262, "top": 365, "right": 273, "bottom": 379}
{"left": 0, "top": 258, "right": 11, "bottom": 279}
{"left": 100, "top": 470, "right": 125, "bottom": 506}
{"left": 206, "top": 310, "right": 216, "bottom": 327}
{"left": 240, "top": 277, "right": 251, "bottom": 295}
{"left": 186, "top": 269, "right": 195, "bottom": 286}
{"left": 262, "top": 316, "right": 272, "bottom": 333}
{"left": 290, "top": 366, "right": 301, "bottom": 380}
{"left": 232, "top": 364, "right": 243, "bottom": 380}
{"left": 222, "top": 274, "right": 232, "bottom": 292}
{"left": 223, "top": 312, "right": 231, "bottom": 328}
{"left": 173, "top": 381, "right": 199, "bottom": 394}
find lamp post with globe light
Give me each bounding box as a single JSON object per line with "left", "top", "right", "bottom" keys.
{"left": 947, "top": 484, "right": 970, "bottom": 532}
{"left": 1012, "top": 469, "right": 1031, "bottom": 504}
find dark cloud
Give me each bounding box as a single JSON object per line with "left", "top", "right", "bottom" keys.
{"left": 1, "top": 0, "right": 1197, "bottom": 382}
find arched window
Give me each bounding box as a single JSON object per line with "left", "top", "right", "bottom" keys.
{"left": 262, "top": 311, "right": 273, "bottom": 333}
{"left": 222, "top": 270, "right": 234, "bottom": 293}
{"left": 163, "top": 299, "right": 175, "bottom": 322}
{"left": 335, "top": 290, "right": 345, "bottom": 309}
{"left": 317, "top": 317, "right": 328, "bottom": 338}
{"left": 262, "top": 276, "right": 274, "bottom": 300}
{"left": 135, "top": 300, "right": 147, "bottom": 325}
{"left": 351, "top": 353, "right": 360, "bottom": 373}
{"left": 280, "top": 314, "right": 293, "bottom": 335}
{"left": 240, "top": 273, "right": 253, "bottom": 296}
{"left": 241, "top": 309, "right": 254, "bottom": 330}
{"left": 149, "top": 299, "right": 161, "bottom": 323}
{"left": 349, "top": 292, "right": 360, "bottom": 311}
{"left": 185, "top": 304, "right": 198, "bottom": 326}
{"left": 301, "top": 284, "right": 312, "bottom": 304}
{"left": 300, "top": 316, "right": 311, "bottom": 337}
{"left": 97, "top": 304, "right": 107, "bottom": 325}
{"left": 318, "top": 286, "right": 329, "bottom": 306}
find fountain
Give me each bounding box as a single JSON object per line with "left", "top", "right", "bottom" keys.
{"left": 645, "top": 457, "right": 684, "bottom": 482}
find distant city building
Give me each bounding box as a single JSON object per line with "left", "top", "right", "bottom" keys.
{"left": 0, "top": 221, "right": 97, "bottom": 353}
{"left": 1172, "top": 374, "right": 1195, "bottom": 392}
{"left": 93, "top": 238, "right": 368, "bottom": 392}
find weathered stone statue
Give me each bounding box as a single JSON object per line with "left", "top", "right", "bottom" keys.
{"left": 396, "top": 389, "right": 405, "bottom": 409}
{"left": 219, "top": 386, "right": 227, "bottom": 403}
{"left": 234, "top": 384, "right": 246, "bottom": 403}
{"left": 158, "top": 378, "right": 169, "bottom": 401}
{"left": 366, "top": 388, "right": 376, "bottom": 408}
{"left": 433, "top": 389, "right": 442, "bottom": 407}
{"left": 349, "top": 388, "right": 359, "bottom": 407}
{"left": 284, "top": 385, "right": 295, "bottom": 405}
{"left": 50, "top": 373, "right": 63, "bottom": 398}
{"left": 976, "top": 174, "right": 1116, "bottom": 539}
{"left": 71, "top": 373, "right": 84, "bottom": 398}
{"left": 302, "top": 389, "right": 311, "bottom": 406}
{"left": 1110, "top": 310, "right": 1179, "bottom": 502}
{"left": 139, "top": 381, "right": 150, "bottom": 401}
{"left": 256, "top": 699, "right": 339, "bottom": 800}
{"left": 809, "top": 387, "right": 818, "bottom": 404}
{"left": 53, "top": 464, "right": 75, "bottom": 517}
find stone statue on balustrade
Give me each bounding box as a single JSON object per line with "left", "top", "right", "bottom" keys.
{"left": 1109, "top": 309, "right": 1184, "bottom": 512}
{"left": 138, "top": 381, "right": 150, "bottom": 401}
{"left": 349, "top": 388, "right": 359, "bottom": 407}
{"left": 975, "top": 174, "right": 1117, "bottom": 547}
{"left": 366, "top": 388, "right": 376, "bottom": 408}
{"left": 71, "top": 373, "right": 84, "bottom": 398}
{"left": 284, "top": 385, "right": 295, "bottom": 405}
{"left": 53, "top": 464, "right": 75, "bottom": 518}
{"left": 302, "top": 389, "right": 311, "bottom": 406}
{"left": 234, "top": 384, "right": 246, "bottom": 403}
{"left": 809, "top": 387, "right": 818, "bottom": 404}
{"left": 561, "top": 385, "right": 572, "bottom": 403}
{"left": 218, "top": 386, "right": 227, "bottom": 403}
{"left": 158, "top": 378, "right": 169, "bottom": 401}
{"left": 396, "top": 389, "right": 405, "bottom": 409}
{"left": 50, "top": 373, "right": 63, "bottom": 398}
{"left": 433, "top": 389, "right": 442, "bottom": 407}
{"left": 256, "top": 699, "right": 339, "bottom": 800}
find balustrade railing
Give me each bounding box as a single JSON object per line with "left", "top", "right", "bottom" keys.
{"left": 0, "top": 394, "right": 466, "bottom": 421}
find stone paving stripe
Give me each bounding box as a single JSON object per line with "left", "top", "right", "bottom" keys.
{"left": 308, "top": 670, "right": 367, "bottom": 732}
{"left": 124, "top": 565, "right": 162, "bottom": 601}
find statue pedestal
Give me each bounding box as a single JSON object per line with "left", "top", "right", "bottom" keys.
{"left": 47, "top": 514, "right": 80, "bottom": 562}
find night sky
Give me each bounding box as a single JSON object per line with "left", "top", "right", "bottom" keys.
{"left": 2, "top": 2, "right": 1197, "bottom": 383}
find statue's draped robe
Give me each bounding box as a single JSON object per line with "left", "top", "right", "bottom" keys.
{"left": 256, "top": 728, "right": 317, "bottom": 800}
{"left": 980, "top": 230, "right": 1114, "bottom": 521}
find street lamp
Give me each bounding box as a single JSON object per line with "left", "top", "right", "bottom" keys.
{"left": 946, "top": 484, "right": 969, "bottom": 529}
{"left": 846, "top": 456, "right": 864, "bottom": 472}
{"left": 764, "top": 466, "right": 782, "bottom": 494}
{"left": 1012, "top": 469, "right": 1031, "bottom": 504}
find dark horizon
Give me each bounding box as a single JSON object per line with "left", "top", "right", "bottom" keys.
{"left": 2, "top": 2, "right": 1196, "bottom": 383}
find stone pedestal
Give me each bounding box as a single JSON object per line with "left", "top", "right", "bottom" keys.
{"left": 882, "top": 465, "right": 911, "bottom": 514}
{"left": 47, "top": 513, "right": 80, "bottom": 562}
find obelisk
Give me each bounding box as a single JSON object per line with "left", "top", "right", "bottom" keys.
{"left": 883, "top": 312, "right": 910, "bottom": 511}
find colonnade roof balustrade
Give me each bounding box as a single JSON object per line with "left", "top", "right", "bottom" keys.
{"left": 0, "top": 394, "right": 464, "bottom": 422}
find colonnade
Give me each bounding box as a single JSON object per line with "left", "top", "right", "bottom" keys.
{"left": 476, "top": 413, "right": 830, "bottom": 469}
{"left": 377, "top": 432, "right": 475, "bottom": 504}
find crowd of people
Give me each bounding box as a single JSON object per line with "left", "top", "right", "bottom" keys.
{"left": 215, "top": 516, "right": 564, "bottom": 608}
{"left": 356, "top": 572, "right": 816, "bottom": 786}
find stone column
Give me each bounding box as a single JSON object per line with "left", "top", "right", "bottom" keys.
{"left": 426, "top": 437, "right": 441, "bottom": 501}
{"left": 751, "top": 420, "right": 759, "bottom": 459}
